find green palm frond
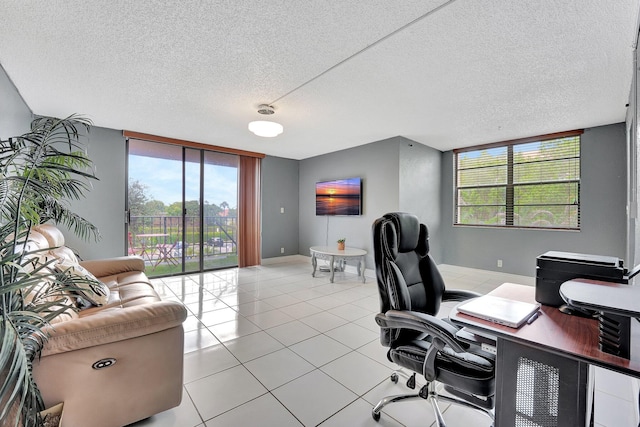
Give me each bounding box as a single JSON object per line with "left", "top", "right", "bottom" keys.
{"left": 0, "top": 314, "right": 44, "bottom": 427}
{"left": 1, "top": 115, "right": 99, "bottom": 240}
{"left": 0, "top": 115, "right": 100, "bottom": 425}
{"left": 37, "top": 201, "right": 100, "bottom": 242}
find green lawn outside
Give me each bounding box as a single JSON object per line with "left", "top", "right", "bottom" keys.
{"left": 145, "top": 255, "right": 239, "bottom": 277}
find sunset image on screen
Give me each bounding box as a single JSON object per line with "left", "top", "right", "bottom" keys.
{"left": 316, "top": 178, "right": 361, "bottom": 215}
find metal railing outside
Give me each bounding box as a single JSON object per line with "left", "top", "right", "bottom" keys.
{"left": 128, "top": 215, "right": 238, "bottom": 274}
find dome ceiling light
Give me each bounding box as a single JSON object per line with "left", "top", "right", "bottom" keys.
{"left": 248, "top": 104, "right": 283, "bottom": 137}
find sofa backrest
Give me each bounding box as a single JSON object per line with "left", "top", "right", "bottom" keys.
{"left": 35, "top": 223, "right": 65, "bottom": 247}
{"left": 33, "top": 224, "right": 80, "bottom": 265}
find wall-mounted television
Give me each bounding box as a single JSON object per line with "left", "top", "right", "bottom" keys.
{"left": 316, "top": 177, "right": 362, "bottom": 216}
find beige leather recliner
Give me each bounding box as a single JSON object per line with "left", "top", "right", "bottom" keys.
{"left": 29, "top": 224, "right": 188, "bottom": 427}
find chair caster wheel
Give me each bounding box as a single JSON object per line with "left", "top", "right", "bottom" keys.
{"left": 407, "top": 372, "right": 416, "bottom": 389}
{"left": 390, "top": 373, "right": 398, "bottom": 383}
{"left": 372, "top": 411, "right": 381, "bottom": 421}
{"left": 418, "top": 384, "right": 429, "bottom": 399}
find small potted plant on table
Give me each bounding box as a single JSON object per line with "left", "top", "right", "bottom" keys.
{"left": 337, "top": 239, "right": 345, "bottom": 250}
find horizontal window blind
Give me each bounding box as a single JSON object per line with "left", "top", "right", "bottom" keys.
{"left": 454, "top": 131, "right": 582, "bottom": 229}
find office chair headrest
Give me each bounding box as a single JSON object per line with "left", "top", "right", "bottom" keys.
{"left": 384, "top": 212, "right": 429, "bottom": 255}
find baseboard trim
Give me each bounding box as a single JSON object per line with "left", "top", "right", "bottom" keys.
{"left": 261, "top": 254, "right": 308, "bottom": 265}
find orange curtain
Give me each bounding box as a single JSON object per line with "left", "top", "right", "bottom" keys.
{"left": 238, "top": 156, "right": 261, "bottom": 267}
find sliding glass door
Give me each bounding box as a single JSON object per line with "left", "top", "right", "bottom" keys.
{"left": 126, "top": 139, "right": 238, "bottom": 276}
{"left": 127, "top": 140, "right": 183, "bottom": 276}
{"left": 203, "top": 151, "right": 239, "bottom": 270}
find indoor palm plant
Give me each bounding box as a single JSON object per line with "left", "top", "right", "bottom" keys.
{"left": 0, "top": 115, "right": 99, "bottom": 426}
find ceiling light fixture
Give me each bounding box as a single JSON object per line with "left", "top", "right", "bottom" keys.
{"left": 248, "top": 104, "right": 283, "bottom": 137}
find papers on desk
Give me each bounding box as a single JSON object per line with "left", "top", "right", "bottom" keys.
{"left": 456, "top": 295, "right": 541, "bottom": 328}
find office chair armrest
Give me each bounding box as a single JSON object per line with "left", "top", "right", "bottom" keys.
{"left": 376, "top": 310, "right": 466, "bottom": 353}
{"left": 443, "top": 289, "right": 482, "bottom": 302}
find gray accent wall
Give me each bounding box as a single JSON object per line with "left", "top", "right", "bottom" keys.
{"left": 399, "top": 141, "right": 443, "bottom": 262}
{"left": 440, "top": 123, "right": 628, "bottom": 276}
{"left": 299, "top": 137, "right": 400, "bottom": 268}
{"left": 0, "top": 64, "right": 32, "bottom": 139}
{"left": 0, "top": 64, "right": 126, "bottom": 260}
{"left": 261, "top": 155, "right": 300, "bottom": 258}
{"left": 298, "top": 136, "right": 443, "bottom": 268}
{"left": 62, "top": 126, "right": 127, "bottom": 260}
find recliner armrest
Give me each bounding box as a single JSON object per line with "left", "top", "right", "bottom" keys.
{"left": 376, "top": 310, "right": 466, "bottom": 353}
{"left": 80, "top": 256, "right": 145, "bottom": 277}
{"left": 41, "top": 300, "right": 187, "bottom": 356}
{"left": 443, "top": 289, "right": 482, "bottom": 302}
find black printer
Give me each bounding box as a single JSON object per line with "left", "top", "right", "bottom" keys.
{"left": 535, "top": 251, "right": 627, "bottom": 307}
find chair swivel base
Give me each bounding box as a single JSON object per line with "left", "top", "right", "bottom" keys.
{"left": 372, "top": 377, "right": 495, "bottom": 427}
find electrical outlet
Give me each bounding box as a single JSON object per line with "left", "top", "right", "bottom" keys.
{"left": 497, "top": 259, "right": 503, "bottom": 268}
{"left": 280, "top": 207, "right": 285, "bottom": 213}
{"left": 280, "top": 247, "right": 284, "bottom": 254}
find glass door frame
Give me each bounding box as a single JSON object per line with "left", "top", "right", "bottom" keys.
{"left": 125, "top": 138, "right": 239, "bottom": 277}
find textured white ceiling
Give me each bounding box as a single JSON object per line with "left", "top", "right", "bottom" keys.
{"left": 1, "top": 1, "right": 638, "bottom": 159}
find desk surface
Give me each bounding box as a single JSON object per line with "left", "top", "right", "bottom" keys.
{"left": 450, "top": 283, "right": 640, "bottom": 378}
{"left": 309, "top": 246, "right": 366, "bottom": 257}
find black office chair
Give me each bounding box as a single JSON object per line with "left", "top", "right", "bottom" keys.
{"left": 371, "top": 212, "right": 495, "bottom": 426}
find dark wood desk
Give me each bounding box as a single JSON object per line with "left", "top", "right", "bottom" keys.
{"left": 450, "top": 283, "right": 640, "bottom": 427}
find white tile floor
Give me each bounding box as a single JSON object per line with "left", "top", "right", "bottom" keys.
{"left": 129, "top": 258, "right": 535, "bottom": 427}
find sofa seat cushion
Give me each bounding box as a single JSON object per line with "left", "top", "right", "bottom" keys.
{"left": 26, "top": 279, "right": 79, "bottom": 326}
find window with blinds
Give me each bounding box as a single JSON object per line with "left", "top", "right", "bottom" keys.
{"left": 454, "top": 131, "right": 581, "bottom": 229}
